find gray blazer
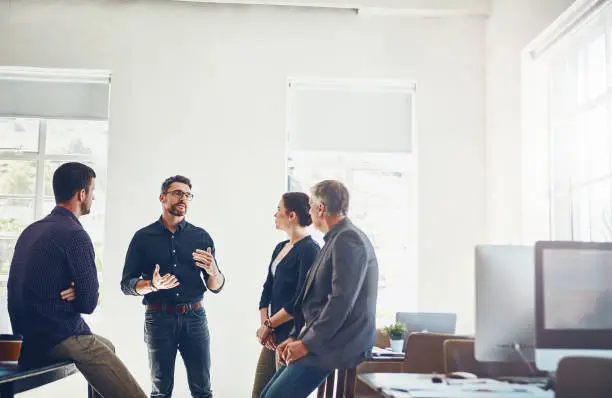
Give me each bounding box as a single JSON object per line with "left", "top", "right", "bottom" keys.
{"left": 292, "top": 218, "right": 379, "bottom": 370}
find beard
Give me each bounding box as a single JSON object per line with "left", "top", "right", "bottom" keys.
{"left": 80, "top": 201, "right": 91, "bottom": 216}
{"left": 169, "top": 203, "right": 187, "bottom": 216}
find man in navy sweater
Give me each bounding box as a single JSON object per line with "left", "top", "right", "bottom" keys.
{"left": 7, "top": 162, "right": 146, "bottom": 398}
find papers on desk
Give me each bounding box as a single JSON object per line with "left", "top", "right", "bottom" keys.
{"left": 379, "top": 378, "right": 554, "bottom": 398}
{"left": 372, "top": 346, "right": 404, "bottom": 357}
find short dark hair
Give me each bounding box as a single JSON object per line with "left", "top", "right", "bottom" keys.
{"left": 282, "top": 192, "right": 312, "bottom": 227}
{"left": 52, "top": 162, "right": 96, "bottom": 204}
{"left": 161, "top": 175, "right": 192, "bottom": 194}
{"left": 310, "top": 180, "right": 349, "bottom": 216}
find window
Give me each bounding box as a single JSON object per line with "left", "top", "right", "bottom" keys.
{"left": 287, "top": 78, "right": 417, "bottom": 326}
{"left": 0, "top": 67, "right": 110, "bottom": 332}
{"left": 289, "top": 151, "right": 416, "bottom": 325}
{"left": 548, "top": 6, "right": 612, "bottom": 242}
{"left": 0, "top": 118, "right": 109, "bottom": 276}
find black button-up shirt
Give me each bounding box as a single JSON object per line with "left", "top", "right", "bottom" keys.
{"left": 120, "top": 218, "right": 224, "bottom": 305}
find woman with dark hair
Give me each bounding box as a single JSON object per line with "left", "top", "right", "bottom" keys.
{"left": 251, "top": 192, "right": 320, "bottom": 398}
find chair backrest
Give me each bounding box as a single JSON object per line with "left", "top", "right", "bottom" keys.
{"left": 443, "top": 339, "right": 479, "bottom": 374}
{"left": 556, "top": 356, "right": 612, "bottom": 398}
{"left": 442, "top": 339, "right": 543, "bottom": 378}
{"left": 402, "top": 332, "right": 471, "bottom": 373}
{"left": 375, "top": 329, "right": 390, "bottom": 349}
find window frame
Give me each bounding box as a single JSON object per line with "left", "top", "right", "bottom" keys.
{"left": 0, "top": 118, "right": 108, "bottom": 280}
{"left": 548, "top": 14, "right": 612, "bottom": 242}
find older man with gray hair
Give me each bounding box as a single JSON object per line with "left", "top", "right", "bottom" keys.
{"left": 260, "top": 180, "right": 379, "bottom": 398}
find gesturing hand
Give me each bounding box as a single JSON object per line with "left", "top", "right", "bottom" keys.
{"left": 152, "top": 264, "right": 180, "bottom": 290}
{"left": 193, "top": 248, "right": 219, "bottom": 276}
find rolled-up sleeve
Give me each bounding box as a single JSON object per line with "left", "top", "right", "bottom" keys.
{"left": 121, "top": 234, "right": 143, "bottom": 296}
{"left": 204, "top": 237, "right": 225, "bottom": 293}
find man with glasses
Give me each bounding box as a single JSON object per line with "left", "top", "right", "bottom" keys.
{"left": 121, "top": 175, "right": 225, "bottom": 398}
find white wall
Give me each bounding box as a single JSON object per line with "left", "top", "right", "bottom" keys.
{"left": 485, "top": 0, "right": 574, "bottom": 244}
{"left": 0, "top": 1, "right": 486, "bottom": 396}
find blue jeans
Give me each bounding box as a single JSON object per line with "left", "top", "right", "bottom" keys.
{"left": 260, "top": 363, "right": 331, "bottom": 398}
{"left": 144, "top": 307, "right": 212, "bottom": 398}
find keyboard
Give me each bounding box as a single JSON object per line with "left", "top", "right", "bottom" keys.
{"left": 496, "top": 376, "right": 551, "bottom": 387}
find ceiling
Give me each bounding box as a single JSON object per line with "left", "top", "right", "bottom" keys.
{"left": 173, "top": 0, "right": 492, "bottom": 16}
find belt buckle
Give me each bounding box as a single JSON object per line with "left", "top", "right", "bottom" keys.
{"left": 178, "top": 303, "right": 188, "bottom": 313}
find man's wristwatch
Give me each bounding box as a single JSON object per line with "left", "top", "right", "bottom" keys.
{"left": 264, "top": 319, "right": 275, "bottom": 330}
{"left": 150, "top": 279, "right": 158, "bottom": 292}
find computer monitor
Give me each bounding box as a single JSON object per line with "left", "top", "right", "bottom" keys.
{"left": 475, "top": 245, "right": 536, "bottom": 363}
{"left": 395, "top": 312, "right": 456, "bottom": 334}
{"left": 535, "top": 241, "right": 612, "bottom": 372}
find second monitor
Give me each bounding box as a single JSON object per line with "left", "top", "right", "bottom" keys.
{"left": 534, "top": 240, "right": 612, "bottom": 372}
{"left": 475, "top": 245, "right": 535, "bottom": 363}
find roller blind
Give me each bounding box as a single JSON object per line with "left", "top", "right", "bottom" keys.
{"left": 288, "top": 79, "right": 415, "bottom": 153}
{"left": 0, "top": 67, "right": 111, "bottom": 120}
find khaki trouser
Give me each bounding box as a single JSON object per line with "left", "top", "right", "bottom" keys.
{"left": 49, "top": 334, "right": 146, "bottom": 398}
{"left": 252, "top": 347, "right": 283, "bottom": 398}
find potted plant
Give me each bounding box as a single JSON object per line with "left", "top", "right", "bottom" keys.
{"left": 383, "top": 322, "right": 406, "bottom": 353}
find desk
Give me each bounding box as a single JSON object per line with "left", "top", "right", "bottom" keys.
{"left": 358, "top": 373, "right": 430, "bottom": 397}
{"left": 0, "top": 361, "right": 91, "bottom": 398}
{"left": 358, "top": 373, "right": 554, "bottom": 398}
{"left": 317, "top": 356, "right": 405, "bottom": 398}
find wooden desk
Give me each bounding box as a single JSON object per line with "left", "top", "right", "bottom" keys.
{"left": 370, "top": 355, "right": 405, "bottom": 361}
{"left": 0, "top": 361, "right": 91, "bottom": 398}
{"left": 317, "top": 356, "right": 405, "bottom": 398}
{"left": 358, "top": 373, "right": 429, "bottom": 397}
{"left": 358, "top": 373, "right": 555, "bottom": 398}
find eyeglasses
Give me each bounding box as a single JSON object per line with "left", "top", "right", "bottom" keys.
{"left": 165, "top": 190, "right": 194, "bottom": 201}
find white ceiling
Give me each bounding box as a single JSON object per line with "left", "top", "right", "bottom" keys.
{"left": 173, "top": 0, "right": 492, "bottom": 16}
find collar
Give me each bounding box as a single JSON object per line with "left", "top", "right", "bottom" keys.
{"left": 157, "top": 216, "right": 187, "bottom": 233}
{"left": 51, "top": 206, "right": 82, "bottom": 226}
{"left": 323, "top": 217, "right": 350, "bottom": 242}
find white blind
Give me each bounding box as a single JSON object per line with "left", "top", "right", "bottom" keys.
{"left": 288, "top": 79, "right": 415, "bottom": 153}
{"left": 0, "top": 67, "right": 111, "bottom": 120}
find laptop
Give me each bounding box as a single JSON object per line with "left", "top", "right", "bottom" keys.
{"left": 371, "top": 346, "right": 405, "bottom": 357}
{"left": 396, "top": 312, "right": 457, "bottom": 334}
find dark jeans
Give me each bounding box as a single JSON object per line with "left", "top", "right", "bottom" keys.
{"left": 144, "top": 307, "right": 212, "bottom": 398}
{"left": 260, "top": 363, "right": 331, "bottom": 398}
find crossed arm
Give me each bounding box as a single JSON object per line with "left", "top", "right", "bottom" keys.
{"left": 61, "top": 230, "right": 100, "bottom": 314}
